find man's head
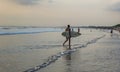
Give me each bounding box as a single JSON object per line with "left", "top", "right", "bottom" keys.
{"left": 68, "top": 25, "right": 70, "bottom": 27}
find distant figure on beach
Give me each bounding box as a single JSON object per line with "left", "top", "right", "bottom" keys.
{"left": 63, "top": 25, "right": 71, "bottom": 46}
{"left": 78, "top": 27, "right": 80, "bottom": 33}
{"left": 110, "top": 29, "right": 113, "bottom": 34}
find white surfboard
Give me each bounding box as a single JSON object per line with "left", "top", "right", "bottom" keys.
{"left": 62, "top": 31, "right": 81, "bottom": 37}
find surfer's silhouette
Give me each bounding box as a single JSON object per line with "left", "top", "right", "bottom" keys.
{"left": 63, "top": 25, "right": 71, "bottom": 48}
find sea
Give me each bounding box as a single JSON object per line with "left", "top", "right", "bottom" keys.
{"left": 0, "top": 26, "right": 120, "bottom": 72}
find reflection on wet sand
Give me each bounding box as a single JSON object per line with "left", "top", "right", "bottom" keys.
{"left": 62, "top": 46, "right": 72, "bottom": 72}
{"left": 63, "top": 46, "right": 72, "bottom": 61}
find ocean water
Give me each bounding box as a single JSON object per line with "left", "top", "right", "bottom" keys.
{"left": 0, "top": 27, "right": 120, "bottom": 72}
{"left": 0, "top": 27, "right": 62, "bottom": 35}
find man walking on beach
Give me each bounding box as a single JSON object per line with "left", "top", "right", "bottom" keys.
{"left": 63, "top": 25, "right": 71, "bottom": 48}
{"left": 110, "top": 29, "right": 113, "bottom": 34}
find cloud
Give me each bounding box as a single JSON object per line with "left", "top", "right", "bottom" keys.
{"left": 109, "top": 2, "right": 120, "bottom": 11}
{"left": 12, "top": 0, "right": 41, "bottom": 5}
{"left": 48, "top": 0, "right": 54, "bottom": 3}
{"left": 11, "top": 0, "right": 54, "bottom": 5}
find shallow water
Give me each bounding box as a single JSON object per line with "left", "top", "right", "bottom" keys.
{"left": 0, "top": 27, "right": 120, "bottom": 72}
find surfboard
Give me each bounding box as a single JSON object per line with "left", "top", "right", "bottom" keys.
{"left": 62, "top": 31, "right": 81, "bottom": 37}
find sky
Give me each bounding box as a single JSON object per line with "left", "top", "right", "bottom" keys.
{"left": 0, "top": 0, "right": 120, "bottom": 26}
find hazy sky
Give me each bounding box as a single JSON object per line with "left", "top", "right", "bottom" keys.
{"left": 0, "top": 0, "right": 120, "bottom": 26}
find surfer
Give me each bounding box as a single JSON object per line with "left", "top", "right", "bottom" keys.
{"left": 63, "top": 25, "right": 71, "bottom": 47}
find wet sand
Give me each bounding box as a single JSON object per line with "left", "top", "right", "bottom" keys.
{"left": 40, "top": 30, "right": 120, "bottom": 72}
{"left": 0, "top": 29, "right": 120, "bottom": 72}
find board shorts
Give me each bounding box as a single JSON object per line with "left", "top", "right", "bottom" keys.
{"left": 65, "top": 31, "right": 70, "bottom": 38}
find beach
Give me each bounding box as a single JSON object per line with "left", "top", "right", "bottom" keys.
{"left": 0, "top": 27, "right": 120, "bottom": 72}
